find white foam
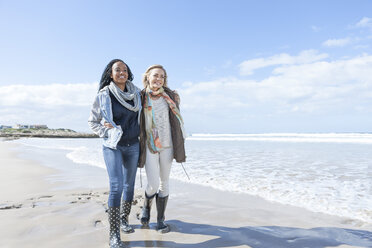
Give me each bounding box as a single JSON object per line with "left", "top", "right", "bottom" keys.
{"left": 66, "top": 146, "right": 105, "bottom": 169}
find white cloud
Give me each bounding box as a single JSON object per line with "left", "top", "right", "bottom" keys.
{"left": 239, "top": 50, "right": 328, "bottom": 75}
{"left": 0, "top": 83, "right": 97, "bottom": 107}
{"left": 311, "top": 25, "right": 322, "bottom": 32}
{"left": 203, "top": 66, "right": 216, "bottom": 76}
{"left": 322, "top": 38, "right": 351, "bottom": 47}
{"left": 180, "top": 53, "right": 372, "bottom": 132}
{"left": 0, "top": 83, "right": 98, "bottom": 131}
{"left": 355, "top": 17, "right": 372, "bottom": 28}
{"left": 353, "top": 44, "right": 370, "bottom": 49}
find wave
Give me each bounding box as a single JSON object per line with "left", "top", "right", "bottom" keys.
{"left": 187, "top": 133, "right": 372, "bottom": 144}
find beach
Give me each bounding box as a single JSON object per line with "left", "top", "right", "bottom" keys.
{"left": 1, "top": 139, "right": 372, "bottom": 248}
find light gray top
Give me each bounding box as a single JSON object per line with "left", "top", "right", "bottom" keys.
{"left": 152, "top": 97, "right": 172, "bottom": 148}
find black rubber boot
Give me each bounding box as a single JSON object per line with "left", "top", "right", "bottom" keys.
{"left": 107, "top": 207, "right": 125, "bottom": 248}
{"left": 156, "top": 194, "right": 170, "bottom": 233}
{"left": 140, "top": 193, "right": 155, "bottom": 227}
{"left": 120, "top": 200, "right": 134, "bottom": 233}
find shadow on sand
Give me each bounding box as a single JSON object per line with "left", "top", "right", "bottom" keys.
{"left": 125, "top": 220, "right": 372, "bottom": 248}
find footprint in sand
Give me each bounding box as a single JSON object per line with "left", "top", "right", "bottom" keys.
{"left": 38, "top": 195, "right": 53, "bottom": 199}
{"left": 0, "top": 203, "right": 23, "bottom": 210}
{"left": 94, "top": 220, "right": 103, "bottom": 228}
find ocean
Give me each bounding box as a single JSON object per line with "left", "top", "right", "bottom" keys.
{"left": 10, "top": 133, "right": 372, "bottom": 225}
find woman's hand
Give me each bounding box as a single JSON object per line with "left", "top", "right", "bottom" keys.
{"left": 104, "top": 122, "right": 114, "bottom": 128}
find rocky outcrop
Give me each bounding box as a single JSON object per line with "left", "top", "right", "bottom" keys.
{"left": 0, "top": 128, "right": 98, "bottom": 139}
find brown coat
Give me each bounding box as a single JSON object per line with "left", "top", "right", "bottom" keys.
{"left": 138, "top": 87, "right": 186, "bottom": 168}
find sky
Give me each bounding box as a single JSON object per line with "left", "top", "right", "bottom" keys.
{"left": 1, "top": 0, "right": 372, "bottom": 133}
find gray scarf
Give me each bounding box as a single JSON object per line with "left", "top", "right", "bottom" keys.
{"left": 108, "top": 81, "right": 141, "bottom": 112}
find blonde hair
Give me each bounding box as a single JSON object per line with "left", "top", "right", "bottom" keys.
{"left": 142, "top": 64, "right": 168, "bottom": 88}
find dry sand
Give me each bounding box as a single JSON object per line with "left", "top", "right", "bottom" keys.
{"left": 0, "top": 140, "right": 371, "bottom": 248}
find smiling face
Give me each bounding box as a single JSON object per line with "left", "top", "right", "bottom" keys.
{"left": 111, "top": 61, "right": 128, "bottom": 89}
{"left": 148, "top": 68, "right": 165, "bottom": 91}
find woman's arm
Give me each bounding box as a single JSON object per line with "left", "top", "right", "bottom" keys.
{"left": 88, "top": 95, "right": 109, "bottom": 137}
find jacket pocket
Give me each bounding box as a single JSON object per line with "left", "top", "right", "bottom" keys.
{"left": 104, "top": 127, "right": 123, "bottom": 147}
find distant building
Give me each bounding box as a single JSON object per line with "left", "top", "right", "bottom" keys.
{"left": 31, "top": 125, "right": 48, "bottom": 129}
{"left": 13, "top": 124, "right": 30, "bottom": 129}
{"left": 0, "top": 125, "right": 12, "bottom": 129}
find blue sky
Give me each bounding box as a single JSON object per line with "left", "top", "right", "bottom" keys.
{"left": 1, "top": 0, "right": 372, "bottom": 133}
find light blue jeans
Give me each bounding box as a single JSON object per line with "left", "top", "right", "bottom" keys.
{"left": 103, "top": 142, "right": 139, "bottom": 207}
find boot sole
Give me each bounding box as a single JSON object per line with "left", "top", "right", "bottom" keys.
{"left": 140, "top": 218, "right": 150, "bottom": 227}
{"left": 140, "top": 223, "right": 149, "bottom": 228}
{"left": 157, "top": 226, "right": 170, "bottom": 233}
{"left": 121, "top": 227, "right": 134, "bottom": 233}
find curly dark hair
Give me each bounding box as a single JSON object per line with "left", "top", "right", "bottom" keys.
{"left": 98, "top": 59, "right": 134, "bottom": 91}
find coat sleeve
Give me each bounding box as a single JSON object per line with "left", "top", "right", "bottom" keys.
{"left": 88, "top": 95, "right": 109, "bottom": 138}
{"left": 165, "top": 87, "right": 181, "bottom": 109}
{"left": 173, "top": 90, "right": 181, "bottom": 106}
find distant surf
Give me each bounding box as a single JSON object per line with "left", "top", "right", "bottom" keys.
{"left": 188, "top": 133, "right": 372, "bottom": 144}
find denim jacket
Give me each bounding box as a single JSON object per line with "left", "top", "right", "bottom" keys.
{"left": 88, "top": 86, "right": 124, "bottom": 149}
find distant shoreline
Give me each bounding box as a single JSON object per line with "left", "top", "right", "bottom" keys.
{"left": 0, "top": 128, "right": 98, "bottom": 139}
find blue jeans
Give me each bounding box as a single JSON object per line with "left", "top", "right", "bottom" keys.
{"left": 103, "top": 142, "right": 139, "bottom": 207}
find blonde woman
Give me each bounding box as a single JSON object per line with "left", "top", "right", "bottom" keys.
{"left": 138, "top": 65, "right": 186, "bottom": 233}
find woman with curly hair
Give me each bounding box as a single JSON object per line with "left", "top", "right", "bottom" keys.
{"left": 88, "top": 59, "right": 141, "bottom": 247}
